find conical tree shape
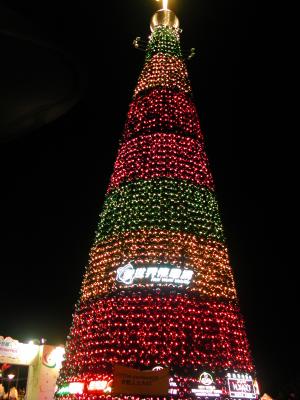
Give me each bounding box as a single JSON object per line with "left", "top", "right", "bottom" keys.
{"left": 55, "top": 8, "right": 257, "bottom": 400}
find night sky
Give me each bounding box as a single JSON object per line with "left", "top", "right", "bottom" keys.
{"left": 0, "top": 0, "right": 295, "bottom": 398}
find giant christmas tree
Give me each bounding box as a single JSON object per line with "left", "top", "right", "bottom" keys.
{"left": 55, "top": 2, "right": 258, "bottom": 399}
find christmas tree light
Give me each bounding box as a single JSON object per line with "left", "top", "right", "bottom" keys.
{"left": 55, "top": 2, "right": 257, "bottom": 399}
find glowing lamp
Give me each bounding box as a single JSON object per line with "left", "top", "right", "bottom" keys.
{"left": 150, "top": 9, "right": 179, "bottom": 31}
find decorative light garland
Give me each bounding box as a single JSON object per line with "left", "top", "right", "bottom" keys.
{"left": 80, "top": 230, "right": 236, "bottom": 300}
{"left": 56, "top": 293, "right": 254, "bottom": 399}
{"left": 124, "top": 88, "right": 202, "bottom": 141}
{"left": 95, "top": 179, "right": 224, "bottom": 243}
{"left": 107, "top": 133, "right": 214, "bottom": 192}
{"left": 145, "top": 26, "right": 182, "bottom": 60}
{"left": 55, "top": 9, "right": 257, "bottom": 399}
{"left": 134, "top": 54, "right": 191, "bottom": 97}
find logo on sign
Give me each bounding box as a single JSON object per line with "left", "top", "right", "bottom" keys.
{"left": 191, "top": 372, "right": 222, "bottom": 398}
{"left": 152, "top": 366, "right": 164, "bottom": 371}
{"left": 199, "top": 372, "right": 214, "bottom": 386}
{"left": 116, "top": 263, "right": 193, "bottom": 286}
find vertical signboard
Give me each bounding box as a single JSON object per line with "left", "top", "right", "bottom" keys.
{"left": 227, "top": 374, "right": 256, "bottom": 399}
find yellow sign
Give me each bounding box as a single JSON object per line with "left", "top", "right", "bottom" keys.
{"left": 113, "top": 365, "right": 169, "bottom": 396}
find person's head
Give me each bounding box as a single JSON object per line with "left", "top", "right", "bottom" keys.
{"left": 0, "top": 383, "right": 4, "bottom": 397}
{"left": 9, "top": 386, "right": 18, "bottom": 399}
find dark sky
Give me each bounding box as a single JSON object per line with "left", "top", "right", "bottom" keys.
{"left": 0, "top": 0, "right": 295, "bottom": 398}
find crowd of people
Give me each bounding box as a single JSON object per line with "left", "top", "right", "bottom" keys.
{"left": 0, "top": 384, "right": 25, "bottom": 399}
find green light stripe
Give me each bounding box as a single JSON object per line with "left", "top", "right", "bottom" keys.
{"left": 146, "top": 26, "right": 182, "bottom": 60}
{"left": 95, "top": 179, "right": 225, "bottom": 244}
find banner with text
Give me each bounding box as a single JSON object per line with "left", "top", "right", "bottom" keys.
{"left": 113, "top": 365, "right": 169, "bottom": 396}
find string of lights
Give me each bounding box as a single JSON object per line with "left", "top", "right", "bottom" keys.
{"left": 55, "top": 10, "right": 256, "bottom": 400}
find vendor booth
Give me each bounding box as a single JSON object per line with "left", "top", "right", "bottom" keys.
{"left": 0, "top": 336, "right": 64, "bottom": 400}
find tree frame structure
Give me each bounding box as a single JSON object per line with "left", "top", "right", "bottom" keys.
{"left": 55, "top": 5, "right": 258, "bottom": 400}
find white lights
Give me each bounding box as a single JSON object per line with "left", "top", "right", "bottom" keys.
{"left": 88, "top": 380, "right": 112, "bottom": 393}
{"left": 55, "top": 382, "right": 85, "bottom": 396}
{"left": 68, "top": 382, "right": 84, "bottom": 394}
{"left": 88, "top": 381, "right": 107, "bottom": 391}
{"left": 116, "top": 263, "right": 194, "bottom": 285}
{"left": 227, "top": 373, "right": 253, "bottom": 380}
